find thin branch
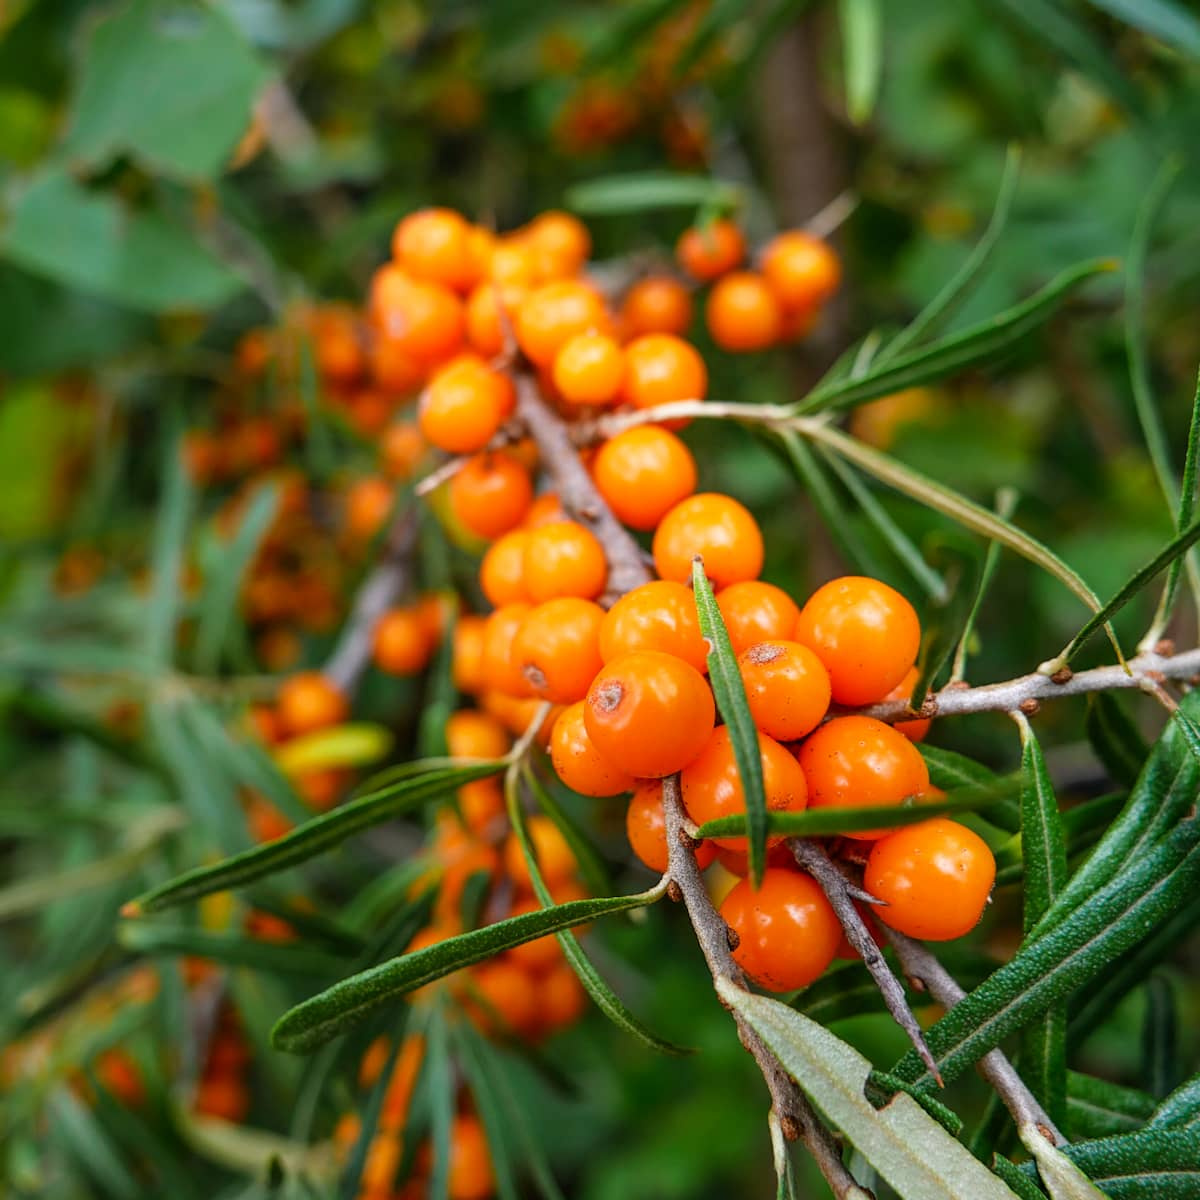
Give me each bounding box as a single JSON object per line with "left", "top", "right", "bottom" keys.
{"left": 322, "top": 508, "right": 419, "bottom": 693}
{"left": 790, "top": 838, "right": 942, "bottom": 1085}
{"left": 881, "top": 926, "right": 1064, "bottom": 1146}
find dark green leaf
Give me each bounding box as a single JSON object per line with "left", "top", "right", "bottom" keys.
{"left": 1015, "top": 715, "right": 1068, "bottom": 936}
{"left": 49, "top": 1089, "right": 140, "bottom": 1200}
{"left": 993, "top": 1155, "right": 1049, "bottom": 1200}
{"left": 692, "top": 558, "right": 767, "bottom": 886}
{"left": 127, "top": 760, "right": 506, "bottom": 913}
{"left": 1149, "top": 1075, "right": 1200, "bottom": 1130}
{"left": 564, "top": 172, "right": 741, "bottom": 216}
{"left": 1141, "top": 974, "right": 1179, "bottom": 1099}
{"left": 1086, "top": 694, "right": 1150, "bottom": 789}
{"left": 1067, "top": 1072, "right": 1156, "bottom": 1139}
{"left": 271, "top": 883, "right": 668, "bottom": 1053}
{"left": 1022, "top": 1125, "right": 1200, "bottom": 1199}
{"left": 118, "top": 921, "right": 348, "bottom": 977}
{"left": 839, "top": 0, "right": 883, "bottom": 124}
{"left": 453, "top": 1028, "right": 521, "bottom": 1200}
{"left": 866, "top": 1070, "right": 963, "bottom": 1136}
{"left": 1085, "top": 0, "right": 1200, "bottom": 56}
{"left": 995, "top": 792, "right": 1127, "bottom": 888}
{"left": 1158, "top": 369, "right": 1200, "bottom": 629}
{"left": 425, "top": 1006, "right": 453, "bottom": 1200}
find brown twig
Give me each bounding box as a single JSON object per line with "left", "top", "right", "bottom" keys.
{"left": 881, "top": 926, "right": 1064, "bottom": 1145}
{"left": 790, "top": 838, "right": 943, "bottom": 1085}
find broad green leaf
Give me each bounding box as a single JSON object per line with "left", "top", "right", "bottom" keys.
{"left": 1067, "top": 1072, "right": 1156, "bottom": 1139}
{"left": 271, "top": 882, "right": 668, "bottom": 1053}
{"left": 1023, "top": 1126, "right": 1200, "bottom": 1199}
{"left": 1149, "top": 1075, "right": 1200, "bottom": 1130}
{"left": 1085, "top": 0, "right": 1200, "bottom": 56}
{"left": 1020, "top": 1125, "right": 1107, "bottom": 1200}
{"left": 0, "top": 169, "right": 245, "bottom": 312}
{"left": 795, "top": 259, "right": 1115, "bottom": 415}
{"left": 65, "top": 0, "right": 269, "bottom": 180}
{"left": 1086, "top": 693, "right": 1150, "bottom": 789}
{"left": 146, "top": 433, "right": 193, "bottom": 663}
{"left": 564, "top": 171, "right": 741, "bottom": 216}
{"left": 692, "top": 558, "right": 767, "bottom": 886}
{"left": 839, "top": 0, "right": 883, "bottom": 124}
{"left": 721, "top": 983, "right": 1019, "bottom": 1199}
{"left": 193, "top": 481, "right": 279, "bottom": 673}
{"left": 273, "top": 723, "right": 395, "bottom": 775}
{"left": 126, "top": 760, "right": 506, "bottom": 913}
{"left": 118, "top": 921, "right": 348, "bottom": 977}
{"left": 798, "top": 419, "right": 1119, "bottom": 658}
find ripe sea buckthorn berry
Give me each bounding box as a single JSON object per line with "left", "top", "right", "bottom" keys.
{"left": 627, "top": 780, "right": 717, "bottom": 873}
{"left": 419, "top": 356, "right": 514, "bottom": 454}
{"left": 310, "top": 307, "right": 363, "bottom": 383}
{"left": 277, "top": 672, "right": 347, "bottom": 736}
{"left": 738, "top": 640, "right": 831, "bottom": 742}
{"left": 681, "top": 726, "right": 808, "bottom": 851}
{"left": 715, "top": 581, "right": 802, "bottom": 656}
{"left": 371, "top": 266, "right": 465, "bottom": 363}
{"left": 552, "top": 331, "right": 625, "bottom": 407}
{"left": 676, "top": 218, "right": 746, "bottom": 281}
{"left": 513, "top": 598, "right": 605, "bottom": 703}
{"left": 515, "top": 280, "right": 610, "bottom": 366}
{"left": 598, "top": 580, "right": 709, "bottom": 674}
{"left": 522, "top": 491, "right": 565, "bottom": 528}
{"left": 652, "top": 492, "right": 764, "bottom": 588}
{"left": 490, "top": 238, "right": 541, "bottom": 287}
{"left": 593, "top": 426, "right": 698, "bottom": 531}
{"left": 480, "top": 529, "right": 531, "bottom": 606}
{"left": 345, "top": 476, "right": 395, "bottom": 542}
{"left": 523, "top": 520, "right": 608, "bottom": 602}
{"left": 361, "top": 1132, "right": 402, "bottom": 1194}
{"left": 373, "top": 607, "right": 434, "bottom": 675}
{"left": 864, "top": 818, "right": 996, "bottom": 941}
{"left": 482, "top": 603, "right": 535, "bottom": 697}
{"left": 392, "top": 207, "right": 480, "bottom": 292}
{"left": 465, "top": 281, "right": 527, "bottom": 358}
{"left": 449, "top": 452, "right": 534, "bottom": 540}
{"left": 247, "top": 796, "right": 291, "bottom": 843}
{"left": 584, "top": 651, "right": 715, "bottom": 778}
{"left": 620, "top": 333, "right": 707, "bottom": 412}
{"left": 466, "top": 960, "right": 539, "bottom": 1038}
{"left": 481, "top": 691, "right": 562, "bottom": 744}
{"left": 381, "top": 422, "right": 426, "bottom": 481}
{"left": 761, "top": 230, "right": 841, "bottom": 311}
{"left": 370, "top": 330, "right": 427, "bottom": 395}
{"left": 620, "top": 276, "right": 693, "bottom": 337}
{"left": 706, "top": 271, "right": 783, "bottom": 352}
{"left": 194, "top": 1076, "right": 250, "bottom": 1123}
{"left": 797, "top": 715, "right": 930, "bottom": 840}
{"left": 886, "top": 666, "right": 932, "bottom": 742}
{"left": 505, "top": 897, "right": 565, "bottom": 974}
{"left": 549, "top": 702, "right": 638, "bottom": 797}
{"left": 794, "top": 575, "right": 921, "bottom": 705}
{"left": 452, "top": 615, "right": 488, "bottom": 693}
{"left": 719, "top": 868, "right": 841, "bottom": 991}
{"left": 525, "top": 210, "right": 592, "bottom": 278}
{"left": 459, "top": 779, "right": 505, "bottom": 836}
{"left": 539, "top": 961, "right": 588, "bottom": 1032}
{"left": 504, "top": 815, "right": 577, "bottom": 890}
{"left": 446, "top": 709, "right": 511, "bottom": 760}
{"left": 448, "top": 1113, "right": 496, "bottom": 1200}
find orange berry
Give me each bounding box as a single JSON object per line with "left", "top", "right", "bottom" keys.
{"left": 392, "top": 207, "right": 481, "bottom": 292}
{"left": 370, "top": 330, "right": 427, "bottom": 395}
{"left": 277, "top": 672, "right": 347, "bottom": 736}
{"left": 620, "top": 276, "right": 693, "bottom": 338}
{"left": 371, "top": 266, "right": 465, "bottom": 363}
{"left": 598, "top": 580, "right": 708, "bottom": 674}
{"left": 552, "top": 331, "right": 625, "bottom": 407}
{"left": 676, "top": 218, "right": 746, "bottom": 281}
{"left": 515, "top": 280, "right": 610, "bottom": 366}
{"left": 513, "top": 598, "right": 604, "bottom": 703}
{"left": 626, "top": 780, "right": 717, "bottom": 873}
{"left": 794, "top": 576, "right": 921, "bottom": 705}
{"left": 584, "top": 651, "right": 715, "bottom": 778}
{"left": 381, "top": 423, "right": 426, "bottom": 480}
{"left": 864, "top": 818, "right": 996, "bottom": 941}
{"left": 681, "top": 726, "right": 808, "bottom": 851}
{"left": 450, "top": 452, "right": 534, "bottom": 540}
{"left": 715, "top": 581, "right": 801, "bottom": 657}
{"left": 345, "top": 476, "right": 395, "bottom": 542}
{"left": 480, "top": 530, "right": 531, "bottom": 606}
{"left": 373, "top": 607, "right": 434, "bottom": 675}
{"left": 95, "top": 1049, "right": 144, "bottom": 1107}
{"left": 652, "top": 493, "right": 764, "bottom": 588}
{"left": 738, "top": 640, "right": 831, "bottom": 742}
{"left": 592, "top": 426, "right": 697, "bottom": 531}
{"left": 525, "top": 210, "right": 592, "bottom": 278}
{"left": 706, "top": 271, "right": 783, "bottom": 352}
{"left": 482, "top": 603, "right": 534, "bottom": 697}
{"left": 522, "top": 491, "right": 565, "bottom": 528}
{"left": 480, "top": 691, "right": 562, "bottom": 744}
{"left": 620, "top": 333, "right": 707, "bottom": 412}
{"left": 194, "top": 1076, "right": 249, "bottom": 1123}
{"left": 437, "top": 843, "right": 501, "bottom": 923}
{"left": 448, "top": 1113, "right": 495, "bottom": 1200}
{"left": 446, "top": 709, "right": 511, "bottom": 760}
{"left": 310, "top": 306, "right": 363, "bottom": 384}
{"left": 885, "top": 666, "right": 932, "bottom": 742}
{"left": 246, "top": 795, "right": 291, "bottom": 843}
{"left": 504, "top": 814, "right": 576, "bottom": 890}
{"left": 294, "top": 767, "right": 349, "bottom": 811}
{"left": 361, "top": 1132, "right": 402, "bottom": 1194}
{"left": 538, "top": 961, "right": 588, "bottom": 1031}
{"left": 719, "top": 868, "right": 841, "bottom": 991}
{"left": 452, "top": 615, "right": 488, "bottom": 693}
{"left": 466, "top": 960, "right": 539, "bottom": 1037}
{"left": 489, "top": 239, "right": 541, "bottom": 287}
{"left": 381, "top": 1035, "right": 426, "bottom": 1130}
{"left": 458, "top": 778, "right": 505, "bottom": 836}
{"left": 797, "top": 715, "right": 930, "bottom": 840}
{"left": 549, "top": 701, "right": 638, "bottom": 797}
{"left": 761, "top": 230, "right": 841, "bottom": 311}
{"left": 505, "top": 894, "right": 567, "bottom": 974}
{"left": 523, "top": 520, "right": 608, "bottom": 602}
{"left": 465, "top": 281, "right": 526, "bottom": 358}
{"left": 419, "top": 356, "right": 514, "bottom": 454}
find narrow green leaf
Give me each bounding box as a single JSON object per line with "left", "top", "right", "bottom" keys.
{"left": 273, "top": 723, "right": 394, "bottom": 775}
{"left": 453, "top": 1028, "right": 522, "bottom": 1200}
{"left": 995, "top": 792, "right": 1127, "bottom": 887}
{"left": 865, "top": 1070, "right": 963, "bottom": 1136}
{"left": 798, "top": 419, "right": 1119, "bottom": 657}
{"left": 1021, "top": 1009, "right": 1068, "bottom": 1142}
{"left": 722, "top": 983, "right": 1020, "bottom": 1199}
{"left": 1149, "top": 1075, "right": 1200, "bottom": 1130}
{"left": 146, "top": 432, "right": 193, "bottom": 663}
{"left": 839, "top": 0, "right": 883, "bottom": 124}
{"left": 564, "top": 172, "right": 741, "bottom": 216}
{"left": 1014, "top": 714, "right": 1068, "bottom": 936}
{"left": 1023, "top": 1126, "right": 1200, "bottom": 1199}
{"left": 692, "top": 558, "right": 767, "bottom": 886}
{"left": 338, "top": 1034, "right": 404, "bottom": 1200}
{"left": 907, "top": 542, "right": 979, "bottom": 711}
{"left": 1156, "top": 368, "right": 1200, "bottom": 631}
{"left": 1141, "top": 974, "right": 1179, "bottom": 1099}
{"left": 271, "top": 883, "right": 668, "bottom": 1053}
{"left": 118, "top": 921, "right": 348, "bottom": 978}
{"left": 426, "top": 1005, "right": 453, "bottom": 1200}
{"left": 1085, "top": 0, "right": 1200, "bottom": 56}
{"left": 795, "top": 259, "right": 1115, "bottom": 415}
{"left": 1086, "top": 693, "right": 1150, "bottom": 789}
{"left": 49, "top": 1089, "right": 140, "bottom": 1200}
{"left": 127, "top": 760, "right": 506, "bottom": 913}
{"left": 1020, "top": 1126, "right": 1107, "bottom": 1200}
{"left": 1067, "top": 1072, "right": 1157, "bottom": 1139}
{"left": 522, "top": 765, "right": 613, "bottom": 899}
{"left": 993, "top": 1155, "right": 1050, "bottom": 1200}
{"left": 951, "top": 488, "right": 1019, "bottom": 681}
